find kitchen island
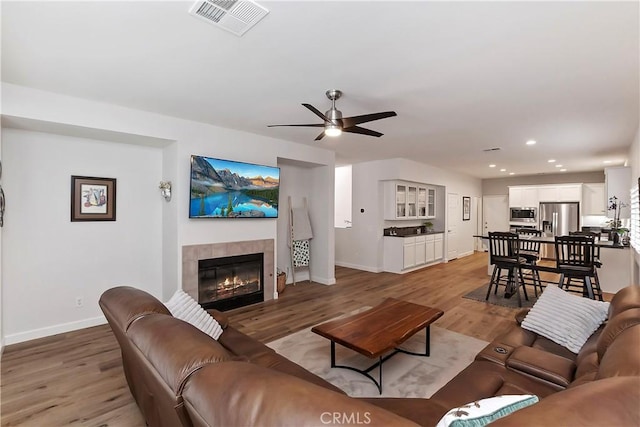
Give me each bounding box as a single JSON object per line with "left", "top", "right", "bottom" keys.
{"left": 474, "top": 234, "right": 631, "bottom": 294}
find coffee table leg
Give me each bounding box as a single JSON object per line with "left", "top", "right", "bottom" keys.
{"left": 426, "top": 325, "right": 430, "bottom": 356}
{"left": 330, "top": 341, "right": 336, "bottom": 367}
{"left": 329, "top": 340, "right": 384, "bottom": 394}
{"left": 397, "top": 325, "right": 432, "bottom": 357}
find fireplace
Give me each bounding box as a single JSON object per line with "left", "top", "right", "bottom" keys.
{"left": 198, "top": 252, "right": 264, "bottom": 311}
{"left": 182, "top": 239, "right": 275, "bottom": 307}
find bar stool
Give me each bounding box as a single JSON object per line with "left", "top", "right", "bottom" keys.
{"left": 554, "top": 234, "right": 602, "bottom": 300}
{"left": 487, "top": 232, "right": 529, "bottom": 307}
{"left": 568, "top": 231, "right": 604, "bottom": 301}
{"left": 514, "top": 228, "right": 544, "bottom": 297}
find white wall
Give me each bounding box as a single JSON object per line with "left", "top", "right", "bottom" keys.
{"left": 2, "top": 129, "right": 163, "bottom": 344}
{"left": 1, "top": 83, "right": 335, "bottom": 343}
{"left": 335, "top": 158, "right": 482, "bottom": 272}
{"left": 0, "top": 113, "right": 3, "bottom": 353}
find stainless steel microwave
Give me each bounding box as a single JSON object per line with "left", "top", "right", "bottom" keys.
{"left": 510, "top": 207, "right": 537, "bottom": 222}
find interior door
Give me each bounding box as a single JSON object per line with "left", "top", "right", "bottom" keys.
{"left": 482, "top": 195, "right": 509, "bottom": 250}
{"left": 447, "top": 193, "right": 460, "bottom": 260}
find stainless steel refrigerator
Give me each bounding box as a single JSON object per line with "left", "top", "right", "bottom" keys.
{"left": 539, "top": 202, "right": 580, "bottom": 259}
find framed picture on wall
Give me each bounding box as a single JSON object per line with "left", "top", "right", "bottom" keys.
{"left": 462, "top": 196, "right": 471, "bottom": 221}
{"left": 71, "top": 176, "right": 117, "bottom": 221}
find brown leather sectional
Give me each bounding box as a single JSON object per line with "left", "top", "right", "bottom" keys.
{"left": 99, "top": 285, "right": 640, "bottom": 426}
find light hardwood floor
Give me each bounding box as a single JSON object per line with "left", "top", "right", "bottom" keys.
{"left": 0, "top": 252, "right": 576, "bottom": 427}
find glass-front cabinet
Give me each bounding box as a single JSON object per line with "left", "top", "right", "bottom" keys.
{"left": 396, "top": 184, "right": 407, "bottom": 218}
{"left": 427, "top": 188, "right": 436, "bottom": 218}
{"left": 407, "top": 186, "right": 417, "bottom": 217}
{"left": 384, "top": 180, "right": 436, "bottom": 220}
{"left": 418, "top": 188, "right": 427, "bottom": 217}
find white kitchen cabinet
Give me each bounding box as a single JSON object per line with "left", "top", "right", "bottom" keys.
{"left": 434, "top": 233, "right": 444, "bottom": 260}
{"left": 537, "top": 184, "right": 582, "bottom": 202}
{"left": 425, "top": 235, "right": 435, "bottom": 263}
{"left": 557, "top": 185, "right": 582, "bottom": 202}
{"left": 415, "top": 235, "right": 426, "bottom": 265}
{"left": 418, "top": 188, "right": 427, "bottom": 217}
{"left": 384, "top": 181, "right": 436, "bottom": 220}
{"left": 395, "top": 183, "right": 407, "bottom": 218}
{"left": 383, "top": 233, "right": 444, "bottom": 273}
{"left": 403, "top": 237, "right": 416, "bottom": 268}
{"left": 427, "top": 188, "right": 436, "bottom": 218}
{"left": 582, "top": 183, "right": 606, "bottom": 215}
{"left": 407, "top": 186, "right": 417, "bottom": 217}
{"left": 509, "top": 186, "right": 538, "bottom": 207}
{"left": 537, "top": 186, "right": 558, "bottom": 202}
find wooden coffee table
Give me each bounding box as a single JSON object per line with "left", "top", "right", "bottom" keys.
{"left": 311, "top": 298, "right": 444, "bottom": 394}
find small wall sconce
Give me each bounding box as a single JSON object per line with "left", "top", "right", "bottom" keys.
{"left": 159, "top": 181, "right": 172, "bottom": 202}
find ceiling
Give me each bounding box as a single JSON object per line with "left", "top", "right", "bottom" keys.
{"left": 2, "top": 1, "right": 638, "bottom": 179}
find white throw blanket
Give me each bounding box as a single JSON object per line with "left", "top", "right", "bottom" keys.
{"left": 292, "top": 207, "right": 313, "bottom": 240}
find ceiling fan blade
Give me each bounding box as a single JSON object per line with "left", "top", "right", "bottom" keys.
{"left": 342, "top": 126, "right": 383, "bottom": 138}
{"left": 340, "top": 111, "right": 397, "bottom": 128}
{"left": 302, "top": 103, "right": 334, "bottom": 123}
{"left": 315, "top": 131, "right": 326, "bottom": 141}
{"left": 267, "top": 123, "right": 325, "bottom": 127}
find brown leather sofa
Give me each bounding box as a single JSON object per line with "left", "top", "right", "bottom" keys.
{"left": 99, "top": 285, "right": 640, "bottom": 426}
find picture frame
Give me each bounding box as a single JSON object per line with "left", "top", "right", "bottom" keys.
{"left": 462, "top": 196, "right": 471, "bottom": 221}
{"left": 71, "top": 176, "right": 116, "bottom": 221}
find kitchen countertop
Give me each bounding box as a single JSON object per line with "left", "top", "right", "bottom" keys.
{"left": 473, "top": 234, "right": 627, "bottom": 249}
{"left": 383, "top": 229, "right": 445, "bottom": 237}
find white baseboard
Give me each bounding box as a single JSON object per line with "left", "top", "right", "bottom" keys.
{"left": 335, "top": 261, "right": 382, "bottom": 273}
{"left": 457, "top": 250, "right": 475, "bottom": 258}
{"left": 311, "top": 275, "right": 336, "bottom": 285}
{"left": 4, "top": 315, "right": 107, "bottom": 345}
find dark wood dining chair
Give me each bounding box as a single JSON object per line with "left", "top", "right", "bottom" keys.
{"left": 567, "top": 231, "right": 603, "bottom": 300}
{"left": 555, "top": 234, "right": 603, "bottom": 300}
{"left": 487, "top": 232, "right": 529, "bottom": 307}
{"left": 514, "top": 228, "right": 544, "bottom": 296}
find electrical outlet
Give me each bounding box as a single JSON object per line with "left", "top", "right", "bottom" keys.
{"left": 75, "top": 297, "right": 83, "bottom": 308}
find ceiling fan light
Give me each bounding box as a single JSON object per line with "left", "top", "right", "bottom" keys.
{"left": 325, "top": 125, "right": 342, "bottom": 137}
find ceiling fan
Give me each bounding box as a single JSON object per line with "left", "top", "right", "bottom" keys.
{"left": 268, "top": 90, "right": 397, "bottom": 141}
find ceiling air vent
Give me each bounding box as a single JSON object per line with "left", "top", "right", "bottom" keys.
{"left": 189, "top": 0, "right": 269, "bottom": 37}
{"left": 482, "top": 147, "right": 501, "bottom": 152}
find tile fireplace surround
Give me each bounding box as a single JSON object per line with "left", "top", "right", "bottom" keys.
{"left": 182, "top": 239, "right": 275, "bottom": 304}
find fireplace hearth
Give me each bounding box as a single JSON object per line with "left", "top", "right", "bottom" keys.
{"left": 198, "top": 252, "right": 264, "bottom": 311}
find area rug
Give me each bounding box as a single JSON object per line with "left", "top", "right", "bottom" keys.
{"left": 463, "top": 284, "right": 539, "bottom": 308}
{"left": 266, "top": 316, "right": 488, "bottom": 398}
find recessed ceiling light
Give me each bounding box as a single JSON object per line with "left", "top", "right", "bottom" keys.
{"left": 555, "top": 164, "right": 563, "bottom": 168}
{"left": 526, "top": 140, "right": 536, "bottom": 145}
{"left": 603, "top": 160, "right": 612, "bottom": 164}
{"left": 500, "top": 168, "right": 506, "bottom": 172}
{"left": 489, "top": 164, "right": 496, "bottom": 168}
{"left": 548, "top": 159, "right": 556, "bottom": 163}
{"left": 560, "top": 169, "right": 567, "bottom": 172}
{"left": 509, "top": 172, "right": 515, "bottom": 175}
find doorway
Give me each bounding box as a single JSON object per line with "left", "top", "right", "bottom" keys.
{"left": 447, "top": 193, "right": 460, "bottom": 260}
{"left": 482, "top": 195, "right": 509, "bottom": 250}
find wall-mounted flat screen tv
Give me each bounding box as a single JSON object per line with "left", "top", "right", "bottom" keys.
{"left": 189, "top": 155, "right": 280, "bottom": 218}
